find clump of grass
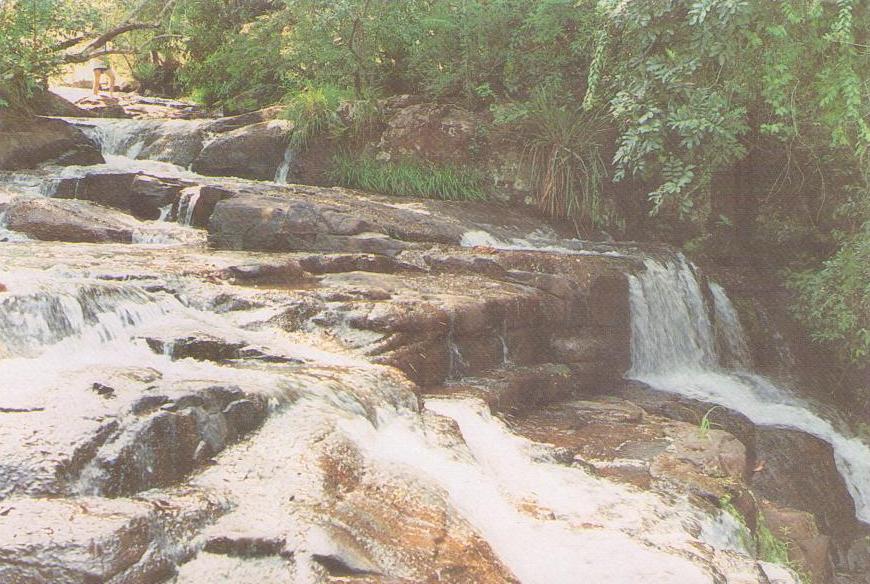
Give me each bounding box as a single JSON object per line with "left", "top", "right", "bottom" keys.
{"left": 698, "top": 406, "right": 722, "bottom": 439}
{"left": 282, "top": 83, "right": 383, "bottom": 150}
{"left": 283, "top": 83, "right": 351, "bottom": 150}
{"left": 509, "top": 87, "right": 621, "bottom": 232}
{"left": 756, "top": 514, "right": 792, "bottom": 566}
{"left": 328, "top": 153, "right": 487, "bottom": 202}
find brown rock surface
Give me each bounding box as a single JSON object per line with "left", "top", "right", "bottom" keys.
{"left": 4, "top": 197, "right": 133, "bottom": 243}
{"left": 192, "top": 120, "right": 295, "bottom": 180}
{"left": 378, "top": 103, "right": 482, "bottom": 165}
{"left": 0, "top": 113, "right": 103, "bottom": 170}
{"left": 760, "top": 499, "right": 834, "bottom": 584}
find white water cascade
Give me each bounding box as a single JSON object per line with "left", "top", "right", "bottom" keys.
{"left": 628, "top": 255, "right": 870, "bottom": 524}
{"left": 0, "top": 276, "right": 181, "bottom": 358}
{"left": 274, "top": 145, "right": 294, "bottom": 184}
{"left": 343, "top": 397, "right": 756, "bottom": 584}
{"left": 176, "top": 187, "right": 202, "bottom": 225}
{"left": 73, "top": 117, "right": 209, "bottom": 161}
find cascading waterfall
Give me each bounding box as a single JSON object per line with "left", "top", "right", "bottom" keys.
{"left": 628, "top": 254, "right": 870, "bottom": 524}
{"left": 274, "top": 145, "right": 294, "bottom": 184}
{"left": 0, "top": 277, "right": 182, "bottom": 358}
{"left": 709, "top": 282, "right": 752, "bottom": 369}
{"left": 343, "top": 397, "right": 753, "bottom": 584}
{"left": 176, "top": 187, "right": 202, "bottom": 226}
{"left": 72, "top": 117, "right": 207, "bottom": 160}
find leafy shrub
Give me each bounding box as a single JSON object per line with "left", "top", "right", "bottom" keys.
{"left": 328, "top": 153, "right": 486, "bottom": 202}
{"left": 281, "top": 83, "right": 383, "bottom": 151}
{"left": 0, "top": 0, "right": 98, "bottom": 109}
{"left": 789, "top": 193, "right": 869, "bottom": 366}
{"left": 176, "top": 8, "right": 287, "bottom": 112}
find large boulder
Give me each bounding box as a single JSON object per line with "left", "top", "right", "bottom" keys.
{"left": 85, "top": 385, "right": 269, "bottom": 497}
{"left": 752, "top": 427, "right": 859, "bottom": 537}
{"left": 204, "top": 105, "right": 287, "bottom": 134}
{"left": 208, "top": 192, "right": 408, "bottom": 255}
{"left": 30, "top": 89, "right": 96, "bottom": 117}
{"left": 377, "top": 103, "right": 482, "bottom": 165}
{"left": 759, "top": 499, "right": 834, "bottom": 584}
{"left": 50, "top": 172, "right": 192, "bottom": 220}
{"left": 0, "top": 113, "right": 103, "bottom": 170}
{"left": 138, "top": 127, "right": 207, "bottom": 167}
{"left": 3, "top": 197, "right": 133, "bottom": 243}
{"left": 192, "top": 120, "right": 294, "bottom": 180}
{"left": 174, "top": 185, "right": 235, "bottom": 228}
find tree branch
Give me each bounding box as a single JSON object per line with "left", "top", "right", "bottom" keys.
{"left": 62, "top": 49, "right": 137, "bottom": 64}
{"left": 60, "top": 22, "right": 160, "bottom": 64}
{"left": 52, "top": 35, "right": 89, "bottom": 52}
{"left": 80, "top": 22, "right": 160, "bottom": 54}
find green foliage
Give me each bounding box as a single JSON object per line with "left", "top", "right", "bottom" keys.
{"left": 698, "top": 406, "right": 723, "bottom": 439}
{"left": 282, "top": 84, "right": 351, "bottom": 149}
{"left": 506, "top": 87, "right": 619, "bottom": 231}
{"left": 604, "top": 0, "right": 752, "bottom": 221}
{"left": 175, "top": 5, "right": 287, "bottom": 112}
{"left": 328, "top": 153, "right": 486, "bottom": 202}
{"left": 281, "top": 83, "right": 383, "bottom": 150}
{"left": 718, "top": 495, "right": 755, "bottom": 553}
{"left": 756, "top": 513, "right": 792, "bottom": 567}
{"left": 719, "top": 495, "right": 809, "bottom": 583}
{"left": 280, "top": 0, "right": 435, "bottom": 96}
{"left": 0, "top": 0, "right": 98, "bottom": 107}
{"left": 789, "top": 187, "right": 870, "bottom": 366}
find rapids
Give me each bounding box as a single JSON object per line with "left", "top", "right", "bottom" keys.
{"left": 1, "top": 96, "right": 863, "bottom": 582}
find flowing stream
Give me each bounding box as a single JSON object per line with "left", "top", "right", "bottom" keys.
{"left": 628, "top": 254, "right": 870, "bottom": 524}
{"left": 2, "top": 104, "right": 858, "bottom": 582}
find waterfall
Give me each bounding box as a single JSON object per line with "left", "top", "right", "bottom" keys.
{"left": 176, "top": 187, "right": 202, "bottom": 226}
{"left": 274, "top": 145, "right": 294, "bottom": 184}
{"left": 628, "top": 256, "right": 870, "bottom": 524}
{"left": 627, "top": 255, "right": 717, "bottom": 375}
{"left": 76, "top": 118, "right": 164, "bottom": 158}
{"left": 0, "top": 278, "right": 181, "bottom": 358}
{"left": 709, "top": 282, "right": 752, "bottom": 369}
{"left": 67, "top": 117, "right": 208, "bottom": 170}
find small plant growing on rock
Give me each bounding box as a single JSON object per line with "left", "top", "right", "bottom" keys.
{"left": 698, "top": 406, "right": 722, "bottom": 439}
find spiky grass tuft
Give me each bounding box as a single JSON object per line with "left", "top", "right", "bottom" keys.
{"left": 328, "top": 153, "right": 486, "bottom": 202}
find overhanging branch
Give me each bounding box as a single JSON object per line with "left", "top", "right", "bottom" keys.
{"left": 81, "top": 22, "right": 159, "bottom": 54}
{"left": 62, "top": 49, "right": 137, "bottom": 64}
{"left": 61, "top": 22, "right": 160, "bottom": 64}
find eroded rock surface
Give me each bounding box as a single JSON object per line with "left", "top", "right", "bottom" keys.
{"left": 0, "top": 113, "right": 103, "bottom": 170}
{"left": 0, "top": 94, "right": 863, "bottom": 584}
{"left": 4, "top": 197, "right": 133, "bottom": 243}
{"left": 192, "top": 120, "right": 295, "bottom": 180}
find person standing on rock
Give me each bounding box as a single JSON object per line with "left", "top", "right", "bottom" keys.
{"left": 91, "top": 58, "right": 116, "bottom": 97}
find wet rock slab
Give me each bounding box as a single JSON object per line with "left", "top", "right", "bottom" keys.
{"left": 50, "top": 173, "right": 191, "bottom": 221}
{"left": 191, "top": 120, "right": 295, "bottom": 181}
{"left": 0, "top": 488, "right": 225, "bottom": 583}
{"left": 504, "top": 397, "right": 748, "bottom": 497}
{"left": 0, "top": 113, "right": 103, "bottom": 170}
{"left": 4, "top": 197, "right": 133, "bottom": 243}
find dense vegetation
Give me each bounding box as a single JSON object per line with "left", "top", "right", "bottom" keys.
{"left": 1, "top": 0, "right": 867, "bottom": 372}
